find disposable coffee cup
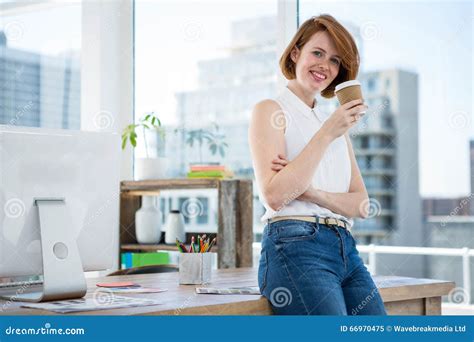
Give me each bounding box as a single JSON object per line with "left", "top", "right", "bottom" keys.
{"left": 335, "top": 80, "right": 366, "bottom": 115}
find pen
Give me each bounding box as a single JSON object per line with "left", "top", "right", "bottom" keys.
{"left": 194, "top": 235, "right": 199, "bottom": 253}
{"left": 176, "top": 239, "right": 187, "bottom": 253}
{"left": 197, "top": 235, "right": 201, "bottom": 253}
{"left": 207, "top": 237, "right": 216, "bottom": 252}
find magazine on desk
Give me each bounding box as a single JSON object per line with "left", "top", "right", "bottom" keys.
{"left": 195, "top": 286, "right": 260, "bottom": 295}
{"left": 22, "top": 295, "right": 162, "bottom": 314}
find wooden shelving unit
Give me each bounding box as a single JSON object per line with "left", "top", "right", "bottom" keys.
{"left": 121, "top": 243, "right": 219, "bottom": 253}
{"left": 119, "top": 178, "right": 252, "bottom": 269}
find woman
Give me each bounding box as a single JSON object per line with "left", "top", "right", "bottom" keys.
{"left": 248, "top": 14, "right": 387, "bottom": 315}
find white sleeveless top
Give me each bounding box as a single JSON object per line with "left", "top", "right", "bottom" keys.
{"left": 257, "top": 86, "right": 354, "bottom": 226}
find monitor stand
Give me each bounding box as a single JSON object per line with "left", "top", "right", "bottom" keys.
{"left": 0, "top": 198, "right": 87, "bottom": 302}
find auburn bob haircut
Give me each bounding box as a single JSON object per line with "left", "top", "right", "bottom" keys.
{"left": 279, "top": 14, "right": 360, "bottom": 99}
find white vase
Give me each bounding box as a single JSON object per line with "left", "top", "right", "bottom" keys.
{"left": 135, "top": 157, "right": 168, "bottom": 180}
{"left": 164, "top": 210, "right": 186, "bottom": 244}
{"left": 135, "top": 196, "right": 162, "bottom": 244}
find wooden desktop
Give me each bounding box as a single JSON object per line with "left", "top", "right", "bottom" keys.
{"left": 0, "top": 267, "right": 454, "bottom": 315}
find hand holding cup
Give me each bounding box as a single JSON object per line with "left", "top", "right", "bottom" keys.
{"left": 321, "top": 99, "right": 367, "bottom": 140}
{"left": 320, "top": 79, "right": 367, "bottom": 140}
{"left": 335, "top": 80, "right": 366, "bottom": 115}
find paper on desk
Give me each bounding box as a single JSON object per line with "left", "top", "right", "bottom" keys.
{"left": 21, "top": 295, "right": 161, "bottom": 314}
{"left": 195, "top": 286, "right": 260, "bottom": 295}
{"left": 97, "top": 287, "right": 168, "bottom": 294}
{"left": 96, "top": 281, "right": 140, "bottom": 288}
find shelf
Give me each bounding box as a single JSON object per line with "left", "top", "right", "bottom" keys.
{"left": 119, "top": 178, "right": 252, "bottom": 268}
{"left": 121, "top": 178, "right": 224, "bottom": 195}
{"left": 121, "top": 243, "right": 218, "bottom": 253}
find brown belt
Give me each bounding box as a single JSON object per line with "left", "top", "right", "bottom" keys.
{"left": 268, "top": 215, "right": 351, "bottom": 230}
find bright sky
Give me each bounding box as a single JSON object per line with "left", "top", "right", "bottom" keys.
{"left": 0, "top": 0, "right": 472, "bottom": 197}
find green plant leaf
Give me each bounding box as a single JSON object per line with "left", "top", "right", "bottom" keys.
{"left": 121, "top": 135, "right": 128, "bottom": 150}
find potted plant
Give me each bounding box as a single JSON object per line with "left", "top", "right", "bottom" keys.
{"left": 122, "top": 112, "right": 168, "bottom": 180}
{"left": 185, "top": 123, "right": 228, "bottom": 164}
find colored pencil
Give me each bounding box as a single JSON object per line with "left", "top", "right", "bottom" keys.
{"left": 207, "top": 237, "right": 216, "bottom": 252}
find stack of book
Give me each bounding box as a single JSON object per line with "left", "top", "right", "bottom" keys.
{"left": 187, "top": 163, "right": 234, "bottom": 179}
{"left": 121, "top": 252, "right": 169, "bottom": 269}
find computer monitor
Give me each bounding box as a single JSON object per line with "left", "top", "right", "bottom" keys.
{"left": 0, "top": 126, "right": 120, "bottom": 302}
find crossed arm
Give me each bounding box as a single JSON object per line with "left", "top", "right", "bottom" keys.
{"left": 271, "top": 133, "right": 369, "bottom": 219}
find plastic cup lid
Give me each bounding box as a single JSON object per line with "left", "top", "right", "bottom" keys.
{"left": 335, "top": 80, "right": 361, "bottom": 92}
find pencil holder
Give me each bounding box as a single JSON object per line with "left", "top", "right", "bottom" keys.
{"left": 179, "top": 253, "right": 214, "bottom": 285}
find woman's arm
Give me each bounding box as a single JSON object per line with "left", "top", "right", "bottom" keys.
{"left": 271, "top": 133, "right": 369, "bottom": 218}
{"left": 248, "top": 99, "right": 333, "bottom": 211}
{"left": 299, "top": 188, "right": 369, "bottom": 219}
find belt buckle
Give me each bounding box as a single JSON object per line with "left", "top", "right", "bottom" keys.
{"left": 324, "top": 217, "right": 332, "bottom": 226}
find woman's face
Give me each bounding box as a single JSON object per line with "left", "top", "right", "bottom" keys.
{"left": 291, "top": 30, "right": 341, "bottom": 94}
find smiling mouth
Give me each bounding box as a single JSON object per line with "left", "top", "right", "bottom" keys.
{"left": 310, "top": 71, "right": 327, "bottom": 82}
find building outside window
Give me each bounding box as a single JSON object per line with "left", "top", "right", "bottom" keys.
{"left": 0, "top": 3, "right": 81, "bottom": 129}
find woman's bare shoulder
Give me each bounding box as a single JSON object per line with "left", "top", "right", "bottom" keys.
{"left": 252, "top": 99, "right": 282, "bottom": 118}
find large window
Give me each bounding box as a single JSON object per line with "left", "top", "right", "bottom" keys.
{"left": 300, "top": 1, "right": 472, "bottom": 237}
{"left": 0, "top": 3, "right": 81, "bottom": 129}
{"left": 134, "top": 0, "right": 277, "bottom": 234}
{"left": 300, "top": 1, "right": 473, "bottom": 299}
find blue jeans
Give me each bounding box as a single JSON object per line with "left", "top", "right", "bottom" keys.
{"left": 258, "top": 218, "right": 387, "bottom": 315}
